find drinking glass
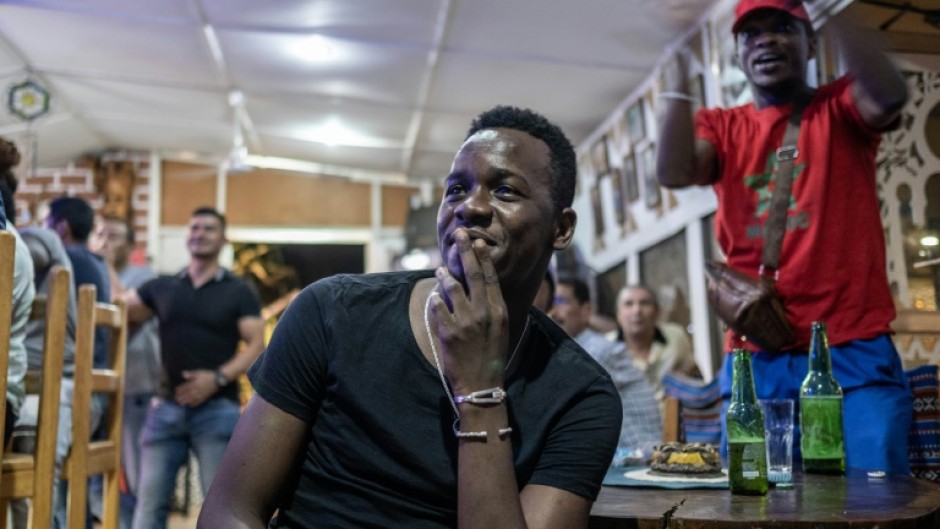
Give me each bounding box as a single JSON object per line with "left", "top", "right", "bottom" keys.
{"left": 759, "top": 399, "right": 794, "bottom": 483}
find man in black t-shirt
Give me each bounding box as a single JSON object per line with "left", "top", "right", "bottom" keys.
{"left": 199, "top": 107, "right": 622, "bottom": 529}
{"left": 126, "top": 207, "right": 263, "bottom": 529}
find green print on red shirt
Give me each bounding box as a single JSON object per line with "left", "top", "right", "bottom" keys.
{"left": 743, "top": 151, "right": 804, "bottom": 218}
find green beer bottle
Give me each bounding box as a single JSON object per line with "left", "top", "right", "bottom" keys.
{"left": 727, "top": 349, "right": 769, "bottom": 495}
{"left": 800, "top": 321, "right": 845, "bottom": 474}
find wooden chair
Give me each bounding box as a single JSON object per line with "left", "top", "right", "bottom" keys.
{"left": 662, "top": 396, "right": 681, "bottom": 443}
{"left": 0, "top": 266, "right": 70, "bottom": 528}
{"left": 0, "top": 231, "right": 16, "bottom": 454}
{"left": 63, "top": 284, "right": 127, "bottom": 529}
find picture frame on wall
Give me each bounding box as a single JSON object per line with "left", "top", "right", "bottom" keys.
{"left": 591, "top": 135, "right": 611, "bottom": 177}
{"left": 622, "top": 152, "right": 639, "bottom": 203}
{"left": 576, "top": 152, "right": 593, "bottom": 197}
{"left": 609, "top": 167, "right": 626, "bottom": 236}
{"left": 638, "top": 143, "right": 661, "bottom": 209}
{"left": 591, "top": 182, "right": 606, "bottom": 251}
{"left": 626, "top": 101, "right": 646, "bottom": 144}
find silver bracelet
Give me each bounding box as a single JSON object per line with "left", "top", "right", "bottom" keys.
{"left": 453, "top": 425, "right": 513, "bottom": 440}
{"left": 659, "top": 91, "right": 695, "bottom": 102}
{"left": 453, "top": 387, "right": 507, "bottom": 405}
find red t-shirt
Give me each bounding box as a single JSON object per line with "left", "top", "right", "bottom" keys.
{"left": 696, "top": 77, "right": 895, "bottom": 351}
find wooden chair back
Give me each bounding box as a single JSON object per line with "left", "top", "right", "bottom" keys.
{"left": 63, "top": 284, "right": 127, "bottom": 529}
{"left": 0, "top": 266, "right": 70, "bottom": 528}
{"left": 0, "top": 231, "right": 15, "bottom": 453}
{"left": 662, "top": 396, "right": 681, "bottom": 443}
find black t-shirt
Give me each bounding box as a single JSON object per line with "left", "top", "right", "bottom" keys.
{"left": 138, "top": 268, "right": 260, "bottom": 402}
{"left": 249, "top": 271, "right": 621, "bottom": 528}
{"left": 66, "top": 245, "right": 111, "bottom": 369}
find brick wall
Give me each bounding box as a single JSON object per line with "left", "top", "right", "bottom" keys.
{"left": 13, "top": 154, "right": 153, "bottom": 265}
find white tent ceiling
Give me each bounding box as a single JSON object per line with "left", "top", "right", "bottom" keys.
{"left": 0, "top": 0, "right": 935, "bottom": 184}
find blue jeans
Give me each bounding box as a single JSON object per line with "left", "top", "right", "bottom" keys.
{"left": 718, "top": 335, "right": 912, "bottom": 474}
{"left": 131, "top": 397, "right": 240, "bottom": 529}
{"left": 120, "top": 393, "right": 153, "bottom": 529}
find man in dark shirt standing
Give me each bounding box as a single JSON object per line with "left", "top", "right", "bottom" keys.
{"left": 126, "top": 207, "right": 264, "bottom": 529}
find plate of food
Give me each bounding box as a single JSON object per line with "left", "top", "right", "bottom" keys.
{"left": 604, "top": 442, "right": 728, "bottom": 489}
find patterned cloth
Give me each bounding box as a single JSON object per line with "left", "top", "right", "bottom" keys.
{"left": 907, "top": 364, "right": 940, "bottom": 482}
{"left": 662, "top": 373, "right": 722, "bottom": 445}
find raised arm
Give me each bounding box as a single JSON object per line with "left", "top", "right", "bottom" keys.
{"left": 656, "top": 50, "right": 719, "bottom": 188}
{"left": 197, "top": 394, "right": 309, "bottom": 529}
{"left": 816, "top": 3, "right": 908, "bottom": 128}
{"left": 122, "top": 288, "right": 154, "bottom": 323}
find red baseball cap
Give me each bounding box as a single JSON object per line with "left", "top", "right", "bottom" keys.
{"left": 732, "top": 0, "right": 811, "bottom": 34}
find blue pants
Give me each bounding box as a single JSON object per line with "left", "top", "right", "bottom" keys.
{"left": 718, "top": 335, "right": 912, "bottom": 475}
{"left": 131, "top": 397, "right": 240, "bottom": 529}
{"left": 119, "top": 393, "right": 153, "bottom": 529}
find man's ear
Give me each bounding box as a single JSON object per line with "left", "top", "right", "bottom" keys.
{"left": 53, "top": 218, "right": 72, "bottom": 241}
{"left": 553, "top": 208, "right": 577, "bottom": 251}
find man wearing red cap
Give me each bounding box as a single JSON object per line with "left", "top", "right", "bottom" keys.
{"left": 657, "top": 0, "right": 911, "bottom": 474}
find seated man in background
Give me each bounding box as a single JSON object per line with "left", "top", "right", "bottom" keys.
{"left": 552, "top": 276, "right": 661, "bottom": 461}
{"left": 613, "top": 284, "right": 699, "bottom": 407}
{"left": 198, "top": 105, "right": 622, "bottom": 529}
{"left": 17, "top": 226, "right": 84, "bottom": 529}
{"left": 0, "top": 142, "right": 34, "bottom": 449}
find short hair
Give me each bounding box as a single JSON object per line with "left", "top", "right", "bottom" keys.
{"left": 103, "top": 215, "right": 135, "bottom": 245}
{"left": 466, "top": 105, "right": 576, "bottom": 214}
{"left": 617, "top": 284, "right": 660, "bottom": 310}
{"left": 191, "top": 206, "right": 226, "bottom": 231}
{"left": 48, "top": 196, "right": 95, "bottom": 242}
{"left": 0, "top": 136, "right": 19, "bottom": 222}
{"left": 557, "top": 276, "right": 591, "bottom": 304}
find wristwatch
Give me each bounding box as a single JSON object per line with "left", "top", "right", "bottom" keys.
{"left": 214, "top": 368, "right": 230, "bottom": 388}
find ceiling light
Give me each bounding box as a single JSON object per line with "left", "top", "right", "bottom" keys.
{"left": 290, "top": 35, "right": 334, "bottom": 62}
{"left": 921, "top": 235, "right": 939, "bottom": 247}
{"left": 302, "top": 119, "right": 362, "bottom": 147}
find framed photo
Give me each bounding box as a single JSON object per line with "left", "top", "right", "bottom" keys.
{"left": 609, "top": 167, "right": 626, "bottom": 233}
{"left": 626, "top": 101, "right": 646, "bottom": 144}
{"left": 576, "top": 152, "right": 592, "bottom": 197}
{"left": 621, "top": 152, "right": 639, "bottom": 203}
{"left": 591, "top": 182, "right": 606, "bottom": 251}
{"left": 591, "top": 136, "right": 611, "bottom": 177}
{"left": 638, "top": 143, "right": 661, "bottom": 209}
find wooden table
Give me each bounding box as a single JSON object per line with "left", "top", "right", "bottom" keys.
{"left": 590, "top": 470, "right": 940, "bottom": 528}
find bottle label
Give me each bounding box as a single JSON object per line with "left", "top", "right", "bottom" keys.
{"left": 801, "top": 396, "right": 845, "bottom": 459}
{"left": 729, "top": 439, "right": 767, "bottom": 480}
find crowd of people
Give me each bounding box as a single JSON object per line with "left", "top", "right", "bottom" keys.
{"left": 0, "top": 0, "right": 921, "bottom": 527}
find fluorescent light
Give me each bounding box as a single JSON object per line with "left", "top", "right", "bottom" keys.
{"left": 921, "top": 235, "right": 939, "bottom": 247}
{"left": 301, "top": 119, "right": 363, "bottom": 147}
{"left": 290, "top": 35, "right": 334, "bottom": 62}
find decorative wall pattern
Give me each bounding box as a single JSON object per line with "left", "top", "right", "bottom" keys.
{"left": 877, "top": 57, "right": 940, "bottom": 367}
